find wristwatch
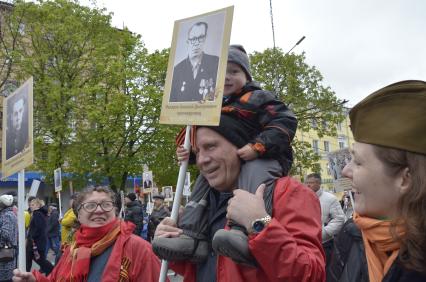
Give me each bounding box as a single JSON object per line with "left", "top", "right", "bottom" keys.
{"left": 250, "top": 215, "right": 272, "bottom": 234}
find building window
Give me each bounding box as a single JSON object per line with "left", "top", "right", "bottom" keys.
{"left": 337, "top": 122, "right": 342, "bottom": 131}
{"left": 339, "top": 141, "right": 345, "bottom": 149}
{"left": 311, "top": 119, "right": 318, "bottom": 129}
{"left": 324, "top": 141, "right": 330, "bottom": 152}
{"left": 312, "top": 140, "right": 319, "bottom": 154}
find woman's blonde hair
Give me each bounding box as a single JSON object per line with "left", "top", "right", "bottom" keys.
{"left": 30, "top": 198, "right": 45, "bottom": 208}
{"left": 373, "top": 145, "right": 426, "bottom": 274}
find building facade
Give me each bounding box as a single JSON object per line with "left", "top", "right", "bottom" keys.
{"left": 296, "top": 108, "right": 354, "bottom": 192}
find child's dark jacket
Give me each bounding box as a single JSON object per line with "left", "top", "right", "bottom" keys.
{"left": 222, "top": 82, "right": 298, "bottom": 173}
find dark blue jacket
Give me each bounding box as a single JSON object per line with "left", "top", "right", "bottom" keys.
{"left": 46, "top": 209, "right": 60, "bottom": 238}
{"left": 28, "top": 206, "right": 48, "bottom": 252}
{"left": 222, "top": 82, "right": 297, "bottom": 174}
{"left": 124, "top": 200, "right": 145, "bottom": 236}
{"left": 327, "top": 219, "right": 426, "bottom": 282}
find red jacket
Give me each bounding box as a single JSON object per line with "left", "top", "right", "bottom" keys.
{"left": 33, "top": 221, "right": 163, "bottom": 282}
{"left": 171, "top": 176, "right": 325, "bottom": 282}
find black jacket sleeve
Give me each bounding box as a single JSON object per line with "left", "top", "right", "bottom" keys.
{"left": 244, "top": 90, "right": 298, "bottom": 158}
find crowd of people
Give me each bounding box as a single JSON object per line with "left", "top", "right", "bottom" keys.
{"left": 0, "top": 41, "right": 424, "bottom": 282}
{"left": 0, "top": 188, "right": 170, "bottom": 281}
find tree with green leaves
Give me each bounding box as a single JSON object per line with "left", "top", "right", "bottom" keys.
{"left": 9, "top": 0, "right": 173, "bottom": 191}
{"left": 69, "top": 40, "right": 174, "bottom": 190}
{"left": 250, "top": 48, "right": 346, "bottom": 175}
{"left": 10, "top": 0, "right": 122, "bottom": 188}
{"left": 0, "top": 1, "right": 26, "bottom": 96}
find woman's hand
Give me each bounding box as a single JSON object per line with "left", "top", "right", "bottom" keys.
{"left": 12, "top": 269, "right": 36, "bottom": 282}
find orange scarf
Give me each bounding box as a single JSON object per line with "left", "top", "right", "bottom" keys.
{"left": 353, "top": 213, "right": 405, "bottom": 282}
{"left": 60, "top": 219, "right": 121, "bottom": 281}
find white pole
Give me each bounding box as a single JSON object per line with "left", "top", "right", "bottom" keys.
{"left": 17, "top": 169, "right": 26, "bottom": 271}
{"left": 158, "top": 125, "right": 191, "bottom": 282}
{"left": 58, "top": 191, "right": 63, "bottom": 218}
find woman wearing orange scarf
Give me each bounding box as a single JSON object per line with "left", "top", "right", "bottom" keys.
{"left": 327, "top": 80, "right": 426, "bottom": 282}
{"left": 13, "top": 186, "right": 163, "bottom": 282}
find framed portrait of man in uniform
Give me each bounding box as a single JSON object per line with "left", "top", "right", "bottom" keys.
{"left": 143, "top": 171, "right": 153, "bottom": 192}
{"left": 2, "top": 78, "right": 34, "bottom": 178}
{"left": 54, "top": 168, "right": 62, "bottom": 192}
{"left": 160, "top": 6, "right": 233, "bottom": 126}
{"left": 151, "top": 187, "right": 159, "bottom": 198}
{"left": 162, "top": 186, "right": 173, "bottom": 202}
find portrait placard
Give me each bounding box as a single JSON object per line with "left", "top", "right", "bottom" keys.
{"left": 151, "top": 187, "right": 159, "bottom": 197}
{"left": 54, "top": 167, "right": 62, "bottom": 192}
{"left": 183, "top": 171, "right": 191, "bottom": 196}
{"left": 162, "top": 186, "right": 173, "bottom": 202}
{"left": 2, "top": 78, "right": 34, "bottom": 178}
{"left": 160, "top": 6, "right": 234, "bottom": 126}
{"left": 327, "top": 148, "right": 352, "bottom": 192}
{"left": 143, "top": 171, "right": 153, "bottom": 192}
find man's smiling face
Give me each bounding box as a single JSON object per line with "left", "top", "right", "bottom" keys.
{"left": 195, "top": 127, "right": 241, "bottom": 192}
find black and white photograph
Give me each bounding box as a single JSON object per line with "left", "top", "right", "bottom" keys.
{"left": 143, "top": 171, "right": 153, "bottom": 189}
{"left": 54, "top": 167, "right": 62, "bottom": 192}
{"left": 183, "top": 171, "right": 191, "bottom": 196}
{"left": 169, "top": 15, "right": 224, "bottom": 103}
{"left": 160, "top": 6, "right": 233, "bottom": 126}
{"left": 327, "top": 148, "right": 351, "bottom": 181}
{"left": 162, "top": 186, "right": 173, "bottom": 201}
{"left": 2, "top": 77, "right": 34, "bottom": 178}
{"left": 151, "top": 187, "right": 159, "bottom": 198}
{"left": 5, "top": 85, "right": 29, "bottom": 160}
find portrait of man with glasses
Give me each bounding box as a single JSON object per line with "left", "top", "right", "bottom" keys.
{"left": 170, "top": 21, "right": 219, "bottom": 102}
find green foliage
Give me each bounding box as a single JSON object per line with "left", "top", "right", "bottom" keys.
{"left": 0, "top": 0, "right": 26, "bottom": 95}
{"left": 5, "top": 1, "right": 345, "bottom": 190}
{"left": 11, "top": 0, "right": 116, "bottom": 188}
{"left": 250, "top": 48, "right": 346, "bottom": 174}
{"left": 9, "top": 0, "right": 176, "bottom": 191}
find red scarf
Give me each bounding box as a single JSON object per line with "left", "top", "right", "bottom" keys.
{"left": 58, "top": 219, "right": 122, "bottom": 281}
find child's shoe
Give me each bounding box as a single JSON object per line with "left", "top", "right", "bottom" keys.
{"left": 152, "top": 234, "right": 208, "bottom": 263}
{"left": 212, "top": 228, "right": 256, "bottom": 267}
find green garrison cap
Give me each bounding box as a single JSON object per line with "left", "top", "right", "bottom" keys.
{"left": 349, "top": 80, "right": 426, "bottom": 155}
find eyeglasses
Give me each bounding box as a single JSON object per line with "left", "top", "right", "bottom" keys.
{"left": 79, "top": 201, "right": 115, "bottom": 213}
{"left": 188, "top": 35, "right": 206, "bottom": 44}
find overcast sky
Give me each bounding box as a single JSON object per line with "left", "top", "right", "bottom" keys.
{"left": 90, "top": 0, "right": 426, "bottom": 106}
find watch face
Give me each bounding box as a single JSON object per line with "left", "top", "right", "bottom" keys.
{"left": 253, "top": 220, "right": 265, "bottom": 233}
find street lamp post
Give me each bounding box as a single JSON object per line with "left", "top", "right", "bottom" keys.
{"left": 273, "top": 36, "right": 306, "bottom": 94}
{"left": 285, "top": 36, "right": 306, "bottom": 55}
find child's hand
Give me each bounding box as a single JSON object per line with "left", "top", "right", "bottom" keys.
{"left": 176, "top": 145, "right": 190, "bottom": 165}
{"left": 237, "top": 144, "right": 258, "bottom": 161}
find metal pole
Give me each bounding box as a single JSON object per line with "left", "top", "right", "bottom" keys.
{"left": 17, "top": 169, "right": 26, "bottom": 271}
{"left": 58, "top": 191, "right": 63, "bottom": 218}
{"left": 158, "top": 125, "right": 191, "bottom": 282}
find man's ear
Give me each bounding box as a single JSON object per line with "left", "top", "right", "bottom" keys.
{"left": 399, "top": 167, "right": 412, "bottom": 194}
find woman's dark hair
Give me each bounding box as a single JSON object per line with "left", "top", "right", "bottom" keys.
{"left": 373, "top": 145, "right": 426, "bottom": 274}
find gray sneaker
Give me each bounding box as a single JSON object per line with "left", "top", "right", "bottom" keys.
{"left": 212, "top": 229, "right": 257, "bottom": 267}
{"left": 152, "top": 234, "right": 208, "bottom": 263}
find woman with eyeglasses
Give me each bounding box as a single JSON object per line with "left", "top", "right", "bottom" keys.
{"left": 13, "top": 186, "right": 162, "bottom": 282}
